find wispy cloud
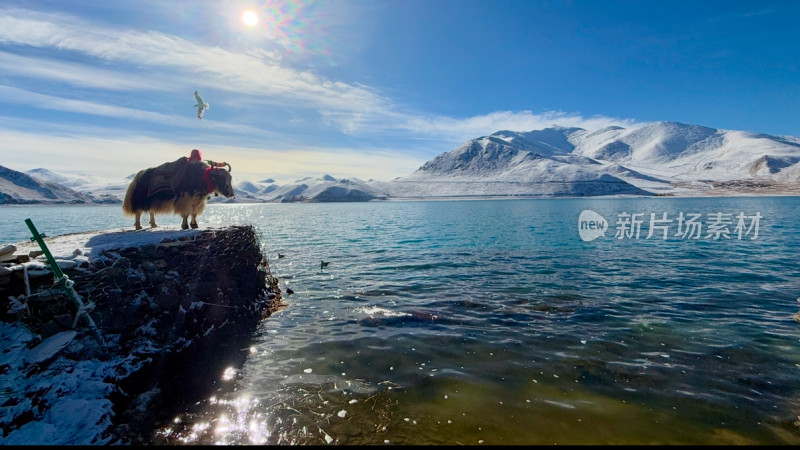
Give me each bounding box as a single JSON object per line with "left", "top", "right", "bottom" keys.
{"left": 0, "top": 8, "right": 388, "bottom": 112}
{"left": 0, "top": 6, "right": 641, "bottom": 181}
{"left": 0, "top": 85, "right": 294, "bottom": 137}
{"left": 0, "top": 51, "right": 167, "bottom": 91}
{"left": 0, "top": 124, "right": 422, "bottom": 183}
{"left": 354, "top": 110, "right": 641, "bottom": 143}
{"left": 0, "top": 85, "right": 179, "bottom": 122}
{"left": 0, "top": 7, "right": 638, "bottom": 134}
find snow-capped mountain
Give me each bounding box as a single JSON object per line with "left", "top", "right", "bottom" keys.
{"left": 566, "top": 122, "right": 800, "bottom": 183}
{"left": 217, "top": 174, "right": 384, "bottom": 203}
{"left": 381, "top": 121, "right": 800, "bottom": 198}
{"left": 3, "top": 121, "right": 800, "bottom": 204}
{"left": 0, "top": 167, "right": 383, "bottom": 205}
{"left": 0, "top": 165, "right": 96, "bottom": 204}
{"left": 24, "top": 168, "right": 127, "bottom": 204}
{"left": 377, "top": 129, "right": 652, "bottom": 198}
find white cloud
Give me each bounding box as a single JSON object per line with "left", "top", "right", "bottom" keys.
{"left": 0, "top": 51, "right": 166, "bottom": 91}
{"left": 0, "top": 6, "right": 643, "bottom": 183}
{"left": 0, "top": 126, "right": 422, "bottom": 183}
{"left": 400, "top": 110, "right": 641, "bottom": 142}
{"left": 0, "top": 85, "right": 179, "bottom": 122}
{"left": 0, "top": 85, "right": 291, "bottom": 137}
{"left": 1, "top": 7, "right": 638, "bottom": 139}
{"left": 222, "top": 146, "right": 424, "bottom": 183}
{"left": 0, "top": 8, "right": 388, "bottom": 113}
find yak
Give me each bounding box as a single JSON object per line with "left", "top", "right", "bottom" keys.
{"left": 122, "top": 156, "right": 234, "bottom": 230}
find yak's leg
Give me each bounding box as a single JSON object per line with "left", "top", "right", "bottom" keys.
{"left": 190, "top": 204, "right": 200, "bottom": 228}
{"left": 190, "top": 196, "right": 207, "bottom": 229}
{"left": 174, "top": 194, "right": 192, "bottom": 230}
{"left": 149, "top": 211, "right": 157, "bottom": 228}
{"left": 134, "top": 211, "right": 143, "bottom": 230}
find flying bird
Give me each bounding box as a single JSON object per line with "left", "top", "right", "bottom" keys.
{"left": 194, "top": 90, "right": 209, "bottom": 119}
{"left": 320, "top": 260, "right": 329, "bottom": 269}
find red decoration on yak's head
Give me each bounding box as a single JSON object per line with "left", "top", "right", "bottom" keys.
{"left": 203, "top": 167, "right": 216, "bottom": 194}
{"left": 188, "top": 149, "right": 202, "bottom": 162}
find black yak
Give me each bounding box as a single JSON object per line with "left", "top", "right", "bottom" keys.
{"left": 122, "top": 155, "right": 234, "bottom": 230}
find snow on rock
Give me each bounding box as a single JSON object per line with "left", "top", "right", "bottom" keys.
{"left": 0, "top": 225, "right": 284, "bottom": 445}
{"left": 20, "top": 330, "right": 77, "bottom": 365}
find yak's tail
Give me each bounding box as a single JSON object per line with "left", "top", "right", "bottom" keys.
{"left": 122, "top": 170, "right": 145, "bottom": 215}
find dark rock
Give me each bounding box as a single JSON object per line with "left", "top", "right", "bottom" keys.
{"left": 53, "top": 313, "right": 74, "bottom": 329}
{"left": 139, "top": 261, "right": 156, "bottom": 273}
{"left": 0, "top": 225, "right": 286, "bottom": 444}
{"left": 111, "top": 256, "right": 130, "bottom": 270}
{"left": 39, "top": 316, "right": 73, "bottom": 339}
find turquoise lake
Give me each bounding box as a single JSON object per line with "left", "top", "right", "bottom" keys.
{"left": 2, "top": 196, "right": 800, "bottom": 444}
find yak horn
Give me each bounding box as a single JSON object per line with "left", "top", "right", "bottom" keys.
{"left": 206, "top": 160, "right": 232, "bottom": 172}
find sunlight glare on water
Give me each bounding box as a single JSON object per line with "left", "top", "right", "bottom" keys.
{"left": 4, "top": 198, "right": 799, "bottom": 445}
{"left": 149, "top": 197, "right": 800, "bottom": 445}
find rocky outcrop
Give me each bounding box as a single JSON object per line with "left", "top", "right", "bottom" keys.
{"left": 0, "top": 225, "right": 284, "bottom": 444}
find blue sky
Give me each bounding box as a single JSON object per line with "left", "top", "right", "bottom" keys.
{"left": 1, "top": 0, "right": 798, "bottom": 183}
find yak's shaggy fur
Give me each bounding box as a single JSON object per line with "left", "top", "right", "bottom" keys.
{"left": 122, "top": 157, "right": 234, "bottom": 230}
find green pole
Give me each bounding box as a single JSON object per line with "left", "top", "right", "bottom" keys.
{"left": 24, "top": 218, "right": 105, "bottom": 347}
{"left": 25, "top": 218, "right": 66, "bottom": 284}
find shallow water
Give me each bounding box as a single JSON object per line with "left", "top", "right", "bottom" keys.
{"left": 3, "top": 197, "right": 800, "bottom": 444}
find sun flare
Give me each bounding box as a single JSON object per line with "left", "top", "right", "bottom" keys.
{"left": 242, "top": 10, "right": 259, "bottom": 27}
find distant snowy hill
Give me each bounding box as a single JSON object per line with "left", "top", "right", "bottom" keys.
{"left": 2, "top": 167, "right": 383, "bottom": 205}
{"left": 216, "top": 174, "right": 384, "bottom": 203}
{"left": 0, "top": 165, "right": 96, "bottom": 204}
{"left": 24, "top": 168, "right": 126, "bottom": 204}
{"left": 3, "top": 121, "right": 800, "bottom": 204}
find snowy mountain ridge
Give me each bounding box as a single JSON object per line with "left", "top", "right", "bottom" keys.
{"left": 3, "top": 121, "right": 800, "bottom": 204}
{"left": 0, "top": 165, "right": 95, "bottom": 204}
{"left": 389, "top": 121, "right": 800, "bottom": 197}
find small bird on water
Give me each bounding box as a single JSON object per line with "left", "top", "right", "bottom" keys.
{"left": 278, "top": 253, "right": 286, "bottom": 259}
{"left": 320, "top": 260, "right": 329, "bottom": 269}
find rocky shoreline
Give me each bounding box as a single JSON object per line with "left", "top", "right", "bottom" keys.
{"left": 0, "top": 225, "right": 284, "bottom": 444}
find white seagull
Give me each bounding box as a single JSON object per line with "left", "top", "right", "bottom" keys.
{"left": 194, "top": 90, "right": 209, "bottom": 119}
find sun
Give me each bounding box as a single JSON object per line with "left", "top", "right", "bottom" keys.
{"left": 242, "top": 10, "right": 259, "bottom": 27}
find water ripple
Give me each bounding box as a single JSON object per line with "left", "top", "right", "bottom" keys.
{"left": 137, "top": 197, "right": 800, "bottom": 445}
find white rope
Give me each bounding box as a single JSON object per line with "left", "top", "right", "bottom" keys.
{"left": 53, "top": 273, "right": 104, "bottom": 346}
{"left": 23, "top": 264, "right": 30, "bottom": 297}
